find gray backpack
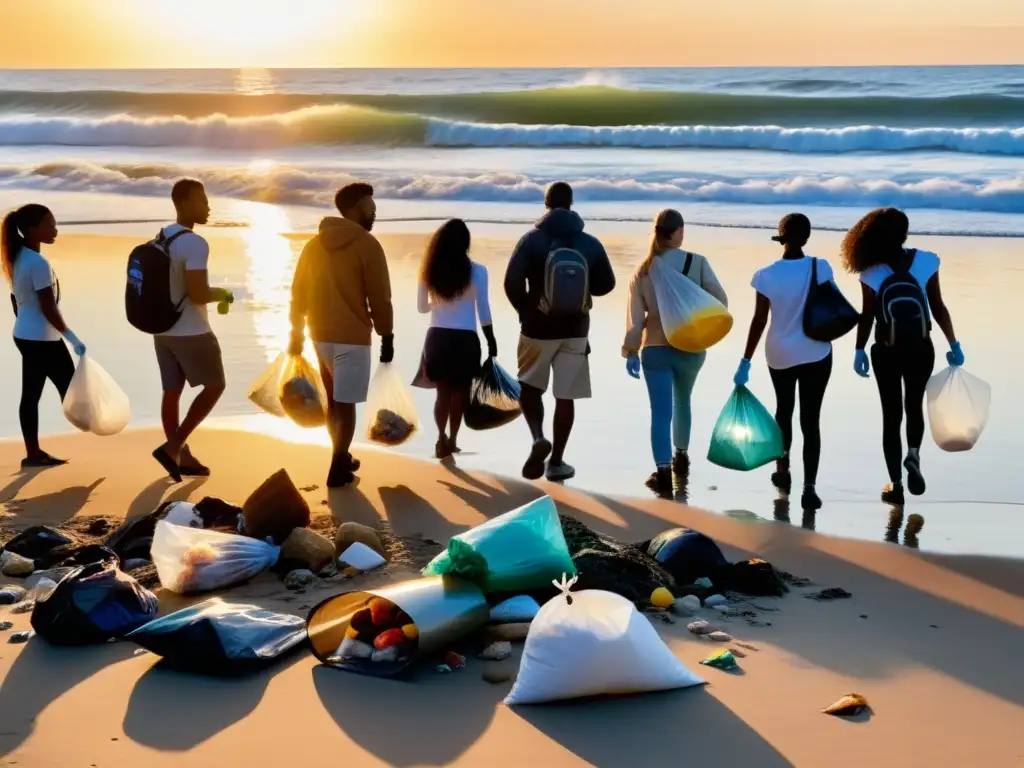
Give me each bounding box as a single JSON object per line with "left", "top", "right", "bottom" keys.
{"left": 539, "top": 240, "right": 591, "bottom": 317}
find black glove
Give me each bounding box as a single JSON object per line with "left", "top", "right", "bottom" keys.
{"left": 482, "top": 325, "right": 498, "bottom": 359}
{"left": 380, "top": 334, "right": 395, "bottom": 364}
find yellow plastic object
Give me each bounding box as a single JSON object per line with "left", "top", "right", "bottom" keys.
{"left": 666, "top": 310, "right": 735, "bottom": 353}
{"left": 650, "top": 256, "right": 734, "bottom": 353}
{"left": 650, "top": 587, "right": 675, "bottom": 608}
{"left": 402, "top": 623, "right": 419, "bottom": 639}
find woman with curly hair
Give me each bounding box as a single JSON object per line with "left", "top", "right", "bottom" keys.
{"left": 414, "top": 219, "right": 498, "bottom": 459}
{"left": 842, "top": 207, "right": 962, "bottom": 506}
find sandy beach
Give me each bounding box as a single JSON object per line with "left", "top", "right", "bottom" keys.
{"left": 1, "top": 427, "right": 1022, "bottom": 767}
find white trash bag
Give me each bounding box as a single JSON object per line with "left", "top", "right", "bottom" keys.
{"left": 504, "top": 576, "right": 704, "bottom": 705}
{"left": 62, "top": 354, "right": 131, "bottom": 436}
{"left": 649, "top": 256, "right": 733, "bottom": 353}
{"left": 926, "top": 366, "right": 992, "bottom": 452}
{"left": 151, "top": 520, "right": 280, "bottom": 595}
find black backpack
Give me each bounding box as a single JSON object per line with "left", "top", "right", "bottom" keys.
{"left": 874, "top": 249, "right": 931, "bottom": 347}
{"left": 125, "top": 229, "right": 189, "bottom": 334}
{"left": 539, "top": 237, "right": 591, "bottom": 317}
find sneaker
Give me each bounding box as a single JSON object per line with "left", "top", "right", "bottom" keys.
{"left": 801, "top": 486, "right": 822, "bottom": 511}
{"left": 348, "top": 453, "right": 361, "bottom": 473}
{"left": 545, "top": 461, "right": 576, "bottom": 482}
{"left": 881, "top": 484, "right": 905, "bottom": 507}
{"left": 645, "top": 467, "right": 674, "bottom": 498}
{"left": 435, "top": 437, "right": 453, "bottom": 460}
{"left": 904, "top": 455, "right": 926, "bottom": 496}
{"left": 771, "top": 471, "right": 792, "bottom": 495}
{"left": 672, "top": 450, "right": 690, "bottom": 477}
{"left": 522, "top": 438, "right": 552, "bottom": 480}
{"left": 327, "top": 453, "right": 355, "bottom": 488}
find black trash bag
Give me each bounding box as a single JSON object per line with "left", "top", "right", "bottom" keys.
{"left": 1, "top": 526, "right": 75, "bottom": 565}
{"left": 56, "top": 545, "right": 120, "bottom": 569}
{"left": 560, "top": 514, "right": 676, "bottom": 604}
{"left": 126, "top": 598, "right": 307, "bottom": 676}
{"left": 716, "top": 558, "right": 788, "bottom": 597}
{"left": 31, "top": 560, "right": 159, "bottom": 646}
{"left": 194, "top": 497, "right": 244, "bottom": 531}
{"left": 103, "top": 501, "right": 178, "bottom": 561}
{"left": 645, "top": 528, "right": 729, "bottom": 587}
{"left": 465, "top": 358, "right": 521, "bottom": 431}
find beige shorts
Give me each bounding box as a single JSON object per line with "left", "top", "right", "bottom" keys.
{"left": 517, "top": 335, "right": 591, "bottom": 400}
{"left": 314, "top": 342, "right": 372, "bottom": 404}
{"left": 154, "top": 332, "right": 225, "bottom": 392}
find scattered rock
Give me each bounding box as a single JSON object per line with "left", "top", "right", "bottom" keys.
{"left": 822, "top": 692, "right": 871, "bottom": 717}
{"left": 1, "top": 551, "right": 35, "bottom": 577}
{"left": 708, "top": 486, "right": 718, "bottom": 491}
{"left": 133, "top": 648, "right": 150, "bottom": 656}
{"left": 445, "top": 651, "right": 466, "bottom": 669}
{"left": 0, "top": 621, "right": 13, "bottom": 631}
{"left": 0, "top": 585, "right": 27, "bottom": 605}
{"left": 479, "top": 641, "right": 512, "bottom": 661}
{"left": 8, "top": 630, "right": 33, "bottom": 644}
{"left": 672, "top": 595, "right": 701, "bottom": 616}
{"left": 10, "top": 600, "right": 35, "bottom": 615}
{"left": 779, "top": 571, "right": 813, "bottom": 588}
{"left": 860, "top": 614, "right": 869, "bottom": 619}
{"left": 693, "top": 577, "right": 714, "bottom": 589}
{"left": 86, "top": 518, "right": 111, "bottom": 536}
{"left": 281, "top": 528, "right": 336, "bottom": 573}
{"left": 704, "top": 594, "right": 728, "bottom": 607}
{"left": 334, "top": 522, "right": 386, "bottom": 560}
{"left": 708, "top": 631, "right": 733, "bottom": 642}
{"left": 284, "top": 569, "right": 315, "bottom": 590}
{"left": 482, "top": 664, "right": 516, "bottom": 684}
{"left": 687, "top": 620, "right": 713, "bottom": 635}
{"left": 805, "top": 587, "right": 851, "bottom": 601}
{"left": 930, "top": 624, "right": 939, "bottom": 629}
{"left": 486, "top": 622, "right": 531, "bottom": 642}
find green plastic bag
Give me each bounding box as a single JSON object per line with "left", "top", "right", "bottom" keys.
{"left": 707, "top": 386, "right": 784, "bottom": 471}
{"left": 422, "top": 496, "right": 576, "bottom": 593}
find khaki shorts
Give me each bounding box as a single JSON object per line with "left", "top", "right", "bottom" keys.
{"left": 314, "top": 342, "right": 372, "bottom": 404}
{"left": 154, "top": 333, "right": 225, "bottom": 392}
{"left": 517, "top": 335, "right": 591, "bottom": 400}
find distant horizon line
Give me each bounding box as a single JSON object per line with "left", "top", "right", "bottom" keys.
{"left": 2, "top": 63, "right": 1023, "bottom": 72}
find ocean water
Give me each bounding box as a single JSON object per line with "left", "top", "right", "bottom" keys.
{"left": 2, "top": 67, "right": 1024, "bottom": 557}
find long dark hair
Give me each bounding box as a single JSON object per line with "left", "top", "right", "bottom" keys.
{"left": 841, "top": 207, "right": 910, "bottom": 274}
{"left": 2, "top": 204, "right": 51, "bottom": 286}
{"left": 421, "top": 219, "right": 472, "bottom": 302}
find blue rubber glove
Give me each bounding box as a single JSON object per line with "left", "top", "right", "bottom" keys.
{"left": 947, "top": 341, "right": 965, "bottom": 367}
{"left": 733, "top": 358, "right": 751, "bottom": 387}
{"left": 63, "top": 329, "right": 86, "bottom": 357}
{"left": 854, "top": 349, "right": 870, "bottom": 378}
{"left": 625, "top": 354, "right": 641, "bottom": 379}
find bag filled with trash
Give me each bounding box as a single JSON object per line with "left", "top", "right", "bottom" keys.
{"left": 465, "top": 358, "right": 521, "bottom": 431}
{"left": 151, "top": 521, "right": 280, "bottom": 595}
{"left": 365, "top": 364, "right": 419, "bottom": 446}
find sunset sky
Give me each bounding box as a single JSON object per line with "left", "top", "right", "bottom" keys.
{"left": 1, "top": 0, "right": 1022, "bottom": 68}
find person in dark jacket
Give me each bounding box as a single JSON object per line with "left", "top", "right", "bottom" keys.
{"left": 504, "top": 182, "right": 616, "bottom": 482}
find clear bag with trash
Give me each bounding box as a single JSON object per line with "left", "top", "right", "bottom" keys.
{"left": 649, "top": 256, "right": 733, "bottom": 353}
{"left": 365, "top": 363, "right": 420, "bottom": 446}
{"left": 422, "top": 496, "right": 576, "bottom": 594}
{"left": 707, "top": 386, "right": 785, "bottom": 471}
{"left": 62, "top": 354, "right": 131, "bottom": 436}
{"left": 151, "top": 520, "right": 280, "bottom": 595}
{"left": 247, "top": 352, "right": 329, "bottom": 428}
{"left": 926, "top": 366, "right": 992, "bottom": 452}
{"left": 504, "top": 576, "right": 705, "bottom": 705}
{"left": 465, "top": 358, "right": 522, "bottom": 431}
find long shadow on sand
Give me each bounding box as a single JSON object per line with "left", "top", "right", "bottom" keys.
{"left": 516, "top": 688, "right": 793, "bottom": 768}
{"left": 0, "top": 477, "right": 106, "bottom": 527}
{"left": 0, "top": 639, "right": 136, "bottom": 756}
{"left": 122, "top": 653, "right": 305, "bottom": 751}
{"left": 312, "top": 665, "right": 498, "bottom": 766}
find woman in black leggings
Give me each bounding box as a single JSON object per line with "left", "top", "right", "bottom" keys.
{"left": 735, "top": 214, "right": 836, "bottom": 511}
{"left": 3, "top": 204, "right": 87, "bottom": 468}
{"left": 842, "top": 208, "right": 962, "bottom": 507}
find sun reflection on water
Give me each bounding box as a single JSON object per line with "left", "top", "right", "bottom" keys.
{"left": 234, "top": 68, "right": 276, "bottom": 96}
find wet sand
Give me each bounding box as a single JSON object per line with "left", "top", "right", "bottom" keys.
{"left": 1, "top": 428, "right": 1022, "bottom": 766}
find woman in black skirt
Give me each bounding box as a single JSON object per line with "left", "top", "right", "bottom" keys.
{"left": 414, "top": 219, "right": 498, "bottom": 459}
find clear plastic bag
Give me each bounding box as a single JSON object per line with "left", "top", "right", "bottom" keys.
{"left": 151, "top": 520, "right": 280, "bottom": 595}
{"left": 504, "top": 580, "right": 704, "bottom": 705}
{"left": 707, "top": 386, "right": 785, "bottom": 471}
{"left": 422, "top": 496, "right": 576, "bottom": 593}
{"left": 926, "top": 366, "right": 992, "bottom": 452}
{"left": 649, "top": 256, "right": 733, "bottom": 353}
{"left": 365, "top": 363, "right": 420, "bottom": 446}
{"left": 466, "top": 358, "right": 522, "bottom": 431}
{"left": 247, "top": 352, "right": 328, "bottom": 428}
{"left": 62, "top": 354, "right": 131, "bottom": 436}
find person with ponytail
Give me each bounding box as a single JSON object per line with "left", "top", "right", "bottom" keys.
{"left": 3, "top": 204, "right": 86, "bottom": 467}
{"left": 623, "top": 209, "right": 728, "bottom": 497}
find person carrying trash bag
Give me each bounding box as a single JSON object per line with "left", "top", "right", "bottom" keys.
{"left": 734, "top": 213, "right": 840, "bottom": 511}
{"left": 288, "top": 182, "right": 394, "bottom": 488}
{"left": 411, "top": 219, "right": 499, "bottom": 459}
{"left": 843, "top": 207, "right": 965, "bottom": 506}
{"left": 623, "top": 209, "right": 729, "bottom": 498}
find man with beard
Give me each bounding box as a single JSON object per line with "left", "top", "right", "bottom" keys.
{"left": 289, "top": 182, "right": 394, "bottom": 487}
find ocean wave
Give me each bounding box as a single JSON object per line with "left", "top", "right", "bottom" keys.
{"left": 4, "top": 107, "right": 1024, "bottom": 155}
{"left": 2, "top": 161, "right": 1023, "bottom": 215}
{"left": 2, "top": 85, "right": 1024, "bottom": 127}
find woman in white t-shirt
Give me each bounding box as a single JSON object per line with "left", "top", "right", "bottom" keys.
{"left": 3, "top": 204, "right": 87, "bottom": 468}
{"left": 842, "top": 207, "right": 962, "bottom": 507}
{"left": 413, "top": 219, "right": 497, "bottom": 459}
{"left": 734, "top": 214, "right": 835, "bottom": 512}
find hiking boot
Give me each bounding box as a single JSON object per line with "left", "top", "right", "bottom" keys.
{"left": 522, "top": 438, "right": 552, "bottom": 480}
{"left": 672, "top": 450, "right": 690, "bottom": 477}
{"left": 801, "top": 486, "right": 822, "bottom": 511}
{"left": 435, "top": 436, "right": 453, "bottom": 460}
{"left": 545, "top": 461, "right": 576, "bottom": 482}
{"left": 646, "top": 467, "right": 674, "bottom": 498}
{"left": 771, "top": 470, "right": 792, "bottom": 495}
{"left": 881, "top": 484, "right": 905, "bottom": 507}
{"left": 904, "top": 454, "right": 926, "bottom": 496}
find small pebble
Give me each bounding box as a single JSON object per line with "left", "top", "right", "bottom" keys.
{"left": 283, "top": 569, "right": 315, "bottom": 590}
{"left": 860, "top": 614, "right": 869, "bottom": 619}
{"left": 479, "top": 641, "right": 512, "bottom": 661}
{"left": 0, "top": 551, "right": 35, "bottom": 577}
{"left": 10, "top": 600, "right": 35, "bottom": 615}
{"left": 0, "top": 621, "right": 13, "bottom": 631}
{"left": 9, "top": 630, "right": 33, "bottom": 644}
{"left": 482, "top": 665, "right": 516, "bottom": 684}
{"left": 930, "top": 624, "right": 939, "bottom": 629}
{"left": 708, "top": 631, "right": 733, "bottom": 642}
{"left": 486, "top": 622, "right": 531, "bottom": 642}
{"left": 693, "top": 577, "right": 714, "bottom": 589}
{"left": 445, "top": 651, "right": 466, "bottom": 669}
{"left": 704, "top": 594, "right": 728, "bottom": 607}
{"left": 0, "top": 585, "right": 27, "bottom": 606}
{"left": 708, "top": 486, "right": 719, "bottom": 491}
{"left": 673, "top": 595, "right": 701, "bottom": 616}
{"left": 687, "top": 620, "right": 713, "bottom": 635}
{"left": 435, "top": 664, "right": 452, "bottom": 674}
{"left": 730, "top": 647, "right": 747, "bottom": 658}
{"left": 133, "top": 648, "right": 149, "bottom": 656}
